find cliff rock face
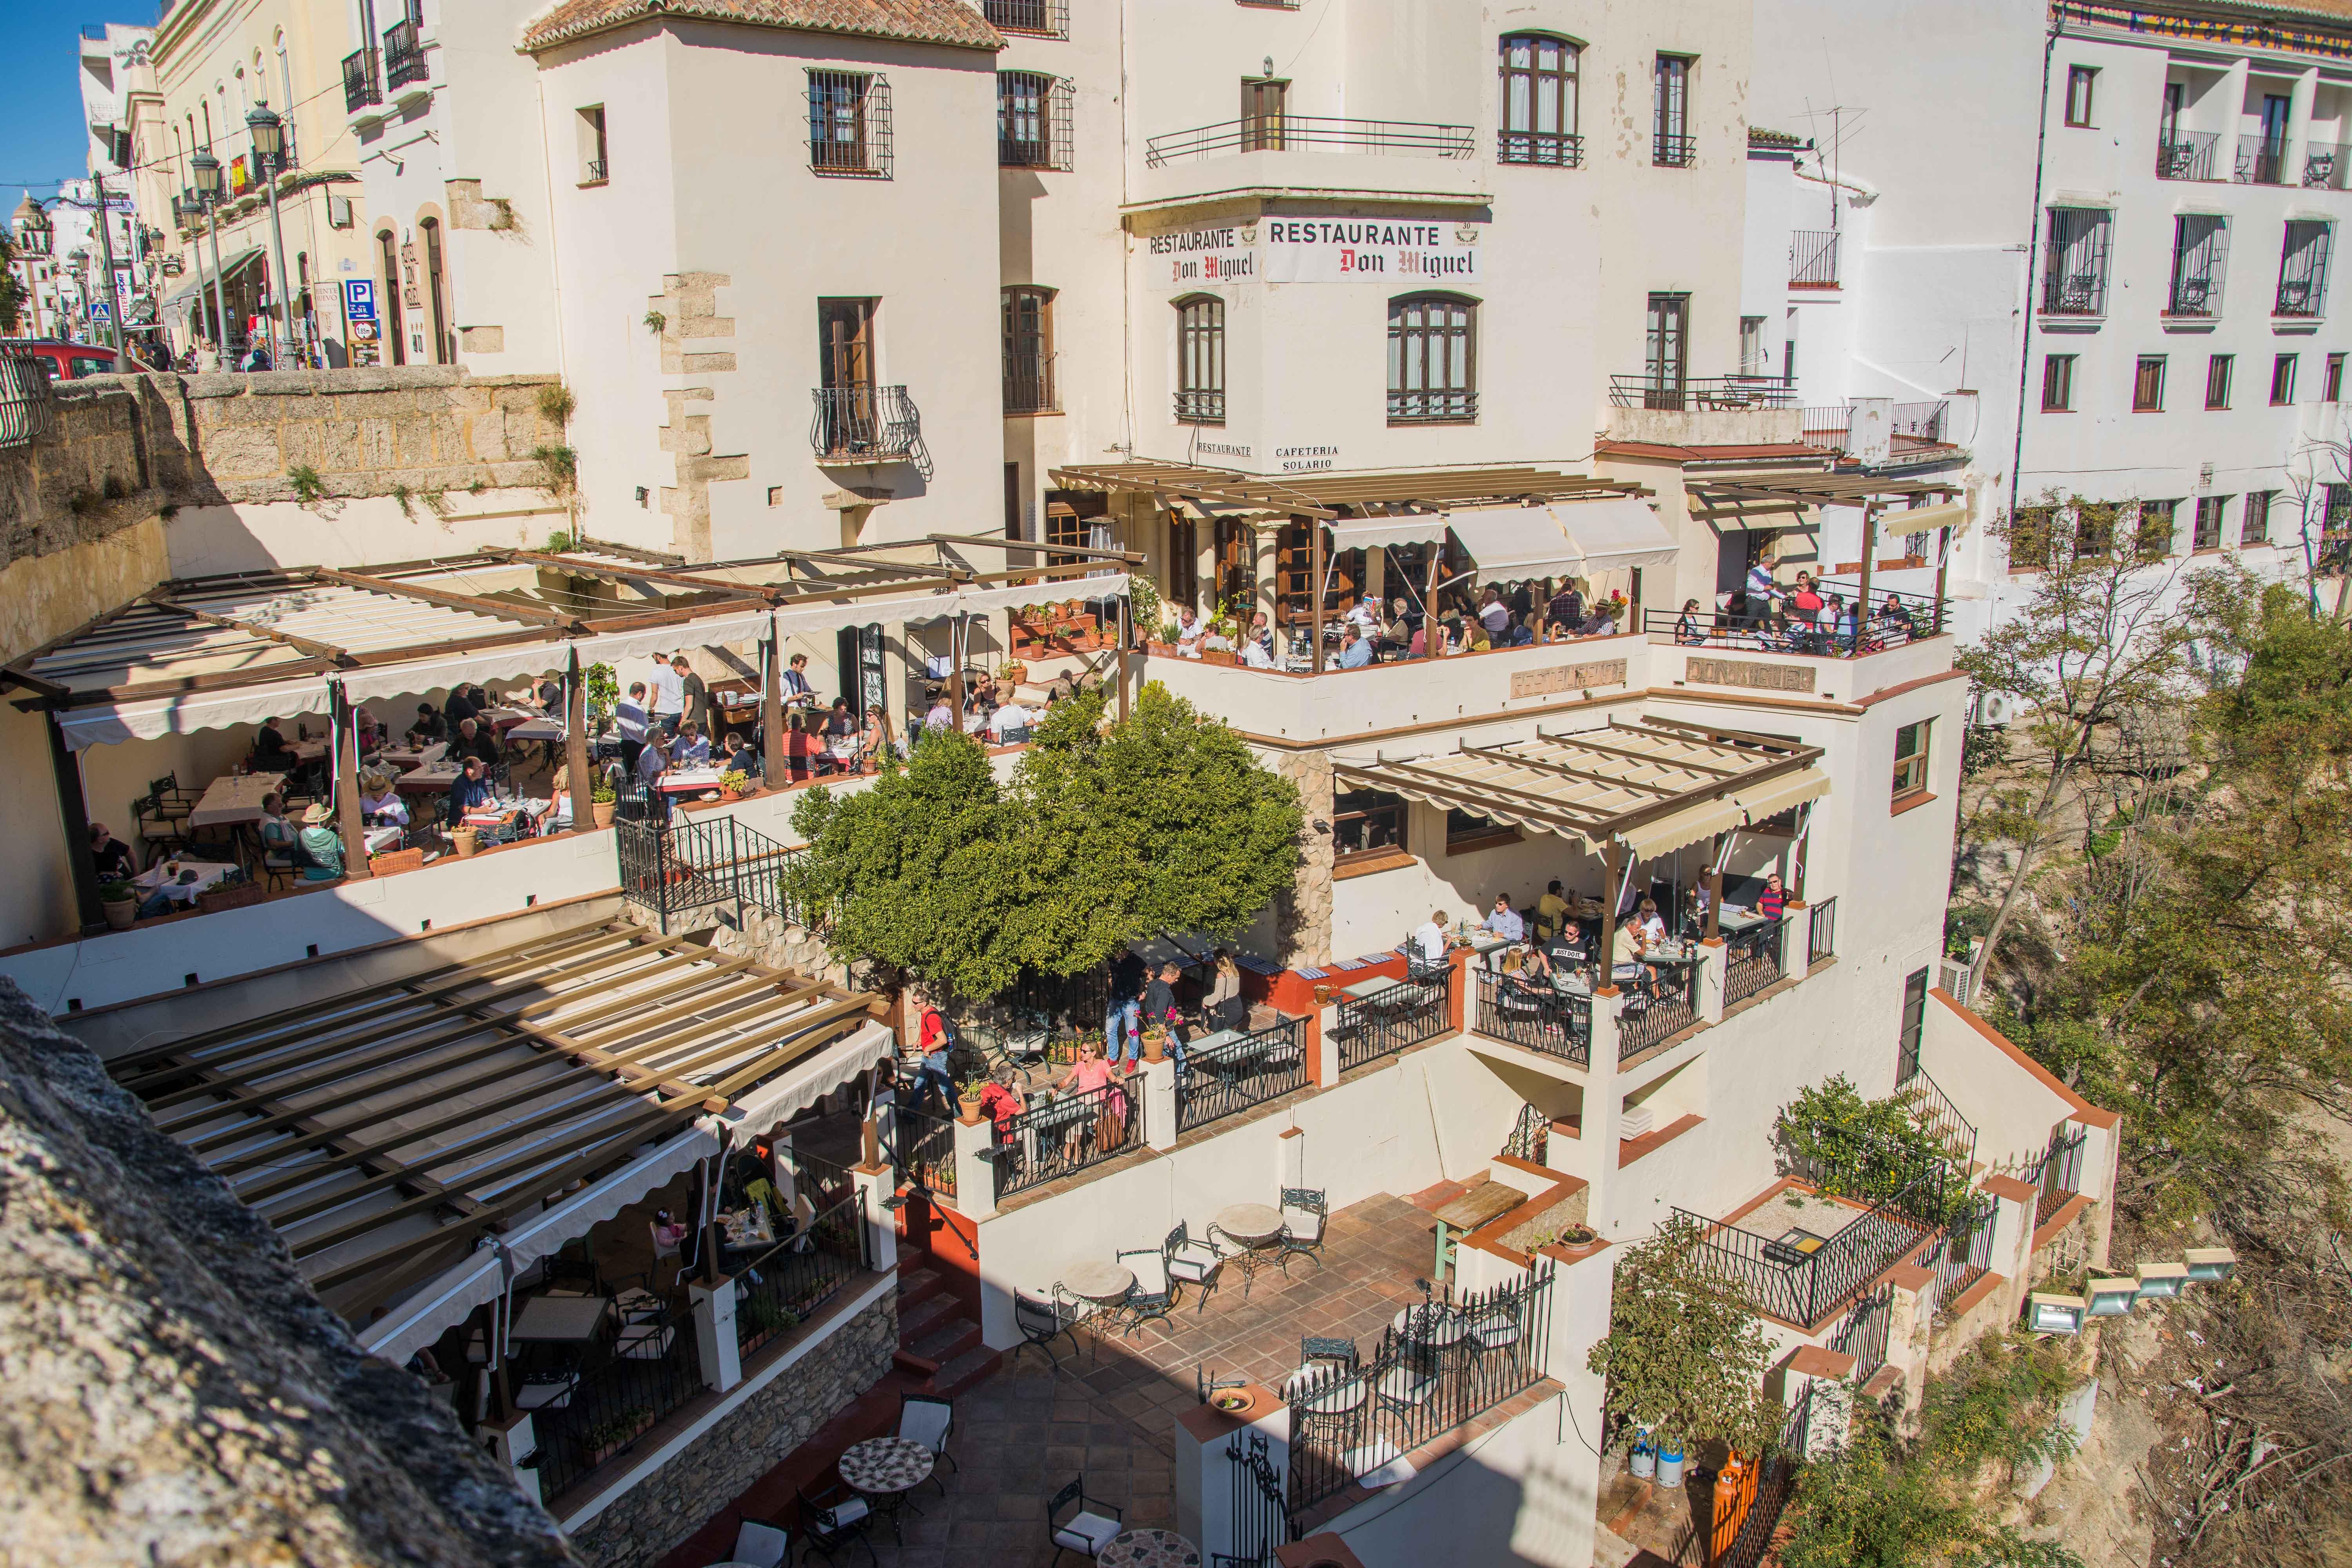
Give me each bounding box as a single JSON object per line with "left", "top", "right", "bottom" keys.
{"left": 0, "top": 978, "right": 582, "bottom": 1568}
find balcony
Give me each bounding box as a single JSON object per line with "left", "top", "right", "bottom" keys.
{"left": 2236, "top": 133, "right": 2289, "bottom": 185}
{"left": 1145, "top": 114, "right": 1474, "bottom": 168}
{"left": 1789, "top": 229, "right": 1840, "bottom": 288}
{"left": 1609, "top": 373, "right": 1797, "bottom": 412}
{"left": 341, "top": 48, "right": 381, "bottom": 114}
{"left": 2166, "top": 269, "right": 2223, "bottom": 318}
{"left": 1653, "top": 132, "right": 1697, "bottom": 167}
{"left": 2306, "top": 142, "right": 2350, "bottom": 190}
{"left": 2156, "top": 130, "right": 2220, "bottom": 180}
{"left": 1004, "top": 351, "right": 1057, "bottom": 415}
{"left": 2040, "top": 269, "right": 2108, "bottom": 318}
{"left": 2277, "top": 275, "right": 2325, "bottom": 318}
{"left": 1498, "top": 129, "right": 1582, "bottom": 167}
{"left": 983, "top": 0, "right": 1067, "bottom": 35}
{"left": 1173, "top": 388, "right": 1224, "bottom": 424}
{"left": 383, "top": 19, "right": 426, "bottom": 93}
{"left": 1675, "top": 1163, "right": 1945, "bottom": 1330}
{"left": 809, "top": 384, "right": 928, "bottom": 468}
{"left": 1388, "top": 387, "right": 1476, "bottom": 424}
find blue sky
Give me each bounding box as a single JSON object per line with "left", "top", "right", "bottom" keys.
{"left": 0, "top": 4, "right": 163, "bottom": 200}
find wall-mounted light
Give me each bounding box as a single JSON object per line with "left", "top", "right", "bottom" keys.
{"left": 635, "top": 485, "right": 649, "bottom": 506}
{"left": 2183, "top": 1247, "right": 2237, "bottom": 1283}
{"left": 2025, "top": 1292, "right": 2085, "bottom": 1335}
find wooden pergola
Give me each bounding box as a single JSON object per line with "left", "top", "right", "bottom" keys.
{"left": 1685, "top": 474, "right": 1966, "bottom": 637}
{"left": 106, "top": 914, "right": 875, "bottom": 1320}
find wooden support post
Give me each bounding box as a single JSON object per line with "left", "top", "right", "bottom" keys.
{"left": 565, "top": 648, "right": 596, "bottom": 836}
{"left": 1598, "top": 838, "right": 1624, "bottom": 994}
{"left": 1931, "top": 526, "right": 1950, "bottom": 638}
{"left": 330, "top": 681, "right": 372, "bottom": 880}
{"left": 760, "top": 619, "right": 787, "bottom": 791}
{"left": 1308, "top": 515, "right": 1327, "bottom": 674}
{"left": 1424, "top": 551, "right": 1445, "bottom": 659}
{"left": 946, "top": 616, "right": 965, "bottom": 723}
{"left": 1854, "top": 504, "right": 1878, "bottom": 659}
{"left": 1791, "top": 804, "right": 1811, "bottom": 902}
{"left": 46, "top": 710, "right": 103, "bottom": 930}
{"left": 1706, "top": 833, "right": 1723, "bottom": 944}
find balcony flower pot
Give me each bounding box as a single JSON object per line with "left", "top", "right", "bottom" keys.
{"left": 592, "top": 798, "right": 616, "bottom": 829}
{"left": 1141, "top": 1029, "right": 1167, "bottom": 1065}
{"left": 1201, "top": 648, "right": 1238, "bottom": 666}
{"left": 371, "top": 846, "right": 426, "bottom": 875}
{"left": 450, "top": 826, "right": 481, "bottom": 859}
{"left": 1312, "top": 982, "right": 1334, "bottom": 1006}
{"left": 100, "top": 885, "right": 137, "bottom": 930}
{"left": 1552, "top": 1224, "right": 1600, "bottom": 1259}
{"left": 1000, "top": 659, "right": 1028, "bottom": 686}
{"left": 957, "top": 1083, "right": 987, "bottom": 1121}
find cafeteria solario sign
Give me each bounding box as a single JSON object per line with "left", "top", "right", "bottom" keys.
{"left": 1148, "top": 219, "right": 1481, "bottom": 287}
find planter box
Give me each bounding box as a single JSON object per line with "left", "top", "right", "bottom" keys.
{"left": 197, "top": 883, "right": 268, "bottom": 913}
{"left": 370, "top": 847, "right": 426, "bottom": 875}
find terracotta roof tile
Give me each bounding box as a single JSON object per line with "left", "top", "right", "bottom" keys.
{"left": 1747, "top": 126, "right": 1809, "bottom": 151}
{"left": 521, "top": 0, "right": 1004, "bottom": 53}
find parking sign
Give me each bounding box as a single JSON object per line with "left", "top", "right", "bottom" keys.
{"left": 344, "top": 278, "right": 377, "bottom": 323}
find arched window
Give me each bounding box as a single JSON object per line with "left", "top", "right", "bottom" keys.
{"left": 419, "top": 215, "right": 451, "bottom": 363}
{"left": 377, "top": 227, "right": 407, "bottom": 366}
{"left": 1499, "top": 34, "right": 1580, "bottom": 166}
{"left": 1002, "top": 285, "right": 1056, "bottom": 413}
{"left": 1388, "top": 294, "right": 1477, "bottom": 423}
{"left": 1174, "top": 294, "right": 1224, "bottom": 423}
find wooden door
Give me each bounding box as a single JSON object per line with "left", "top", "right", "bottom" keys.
{"left": 1242, "top": 78, "right": 1288, "bottom": 151}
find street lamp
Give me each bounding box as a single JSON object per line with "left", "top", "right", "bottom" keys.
{"left": 246, "top": 103, "right": 297, "bottom": 367}
{"left": 191, "top": 149, "right": 232, "bottom": 368}
{"left": 171, "top": 191, "right": 212, "bottom": 365}
{"left": 10, "top": 196, "right": 49, "bottom": 337}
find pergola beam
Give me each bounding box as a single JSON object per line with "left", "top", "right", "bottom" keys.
{"left": 310, "top": 566, "right": 579, "bottom": 629}
{"left": 490, "top": 547, "right": 775, "bottom": 601}
{"left": 146, "top": 590, "right": 354, "bottom": 665}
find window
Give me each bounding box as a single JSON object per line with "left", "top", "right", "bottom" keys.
{"left": 998, "top": 71, "right": 1072, "bottom": 170}
{"left": 1002, "top": 286, "right": 1055, "bottom": 414}
{"left": 1898, "top": 967, "right": 1929, "bottom": 1081}
{"left": 2242, "top": 490, "right": 2273, "bottom": 546}
{"left": 376, "top": 227, "right": 405, "bottom": 367}
{"left": 2206, "top": 353, "right": 2233, "bottom": 409}
{"left": 1446, "top": 807, "right": 1520, "bottom": 854}
{"left": 2276, "top": 221, "right": 2332, "bottom": 317}
{"left": 1652, "top": 55, "right": 1693, "bottom": 165}
{"left": 1891, "top": 720, "right": 1933, "bottom": 802}
{"left": 1499, "top": 34, "right": 1580, "bottom": 166}
{"left": 2323, "top": 485, "right": 2352, "bottom": 576}
{"left": 2065, "top": 65, "right": 2097, "bottom": 127}
{"left": 2011, "top": 505, "right": 2054, "bottom": 571}
{"left": 2041, "top": 207, "right": 2112, "bottom": 314}
{"left": 576, "top": 105, "right": 607, "bottom": 185}
{"left": 2041, "top": 353, "right": 2076, "bottom": 411}
{"left": 2074, "top": 501, "right": 2118, "bottom": 560}
{"left": 1388, "top": 294, "right": 1477, "bottom": 422}
{"left": 1241, "top": 76, "right": 1289, "bottom": 151}
{"left": 2249, "top": 93, "right": 2292, "bottom": 182}
{"left": 816, "top": 298, "right": 877, "bottom": 459}
{"left": 2134, "top": 499, "right": 2178, "bottom": 562}
{"left": 2192, "top": 495, "right": 2227, "bottom": 550}
{"left": 1174, "top": 295, "right": 1224, "bottom": 422}
{"left": 983, "top": 0, "right": 1067, "bottom": 38}
{"left": 1740, "top": 315, "right": 1767, "bottom": 376}
{"left": 1644, "top": 291, "right": 1691, "bottom": 406}
{"left": 2272, "top": 352, "right": 2298, "bottom": 404}
{"left": 808, "top": 71, "right": 891, "bottom": 176}
{"left": 1168, "top": 515, "right": 1200, "bottom": 610}
{"left": 2330, "top": 352, "right": 2347, "bottom": 403}
{"left": 1334, "top": 789, "right": 1408, "bottom": 864}
{"left": 419, "top": 216, "right": 450, "bottom": 365}
{"left": 2133, "top": 354, "right": 2166, "bottom": 412}
{"left": 2167, "top": 214, "right": 2229, "bottom": 316}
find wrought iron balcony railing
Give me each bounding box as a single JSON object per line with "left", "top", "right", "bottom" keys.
{"left": 2155, "top": 130, "right": 2219, "bottom": 181}
{"left": 2305, "top": 141, "right": 2350, "bottom": 190}
{"left": 1004, "top": 352, "right": 1057, "bottom": 415}
{"left": 2040, "top": 270, "right": 2108, "bottom": 316}
{"left": 1653, "top": 132, "right": 1697, "bottom": 167}
{"left": 1145, "top": 114, "right": 1474, "bottom": 167}
{"left": 1173, "top": 388, "right": 1225, "bottom": 424}
{"left": 1608, "top": 373, "right": 1799, "bottom": 410}
{"left": 2167, "top": 270, "right": 2223, "bottom": 317}
{"left": 2236, "top": 133, "right": 2289, "bottom": 185}
{"left": 1388, "top": 387, "right": 1477, "bottom": 423}
{"left": 383, "top": 19, "right": 425, "bottom": 91}
{"left": 983, "top": 0, "right": 1068, "bottom": 36}
{"left": 810, "top": 384, "right": 929, "bottom": 468}
{"left": 2277, "top": 276, "right": 2324, "bottom": 318}
{"left": 1498, "top": 129, "right": 1581, "bottom": 167}
{"left": 342, "top": 48, "right": 381, "bottom": 113}
{"left": 1789, "top": 229, "right": 1840, "bottom": 288}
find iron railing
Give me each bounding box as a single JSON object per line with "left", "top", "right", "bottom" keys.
{"left": 342, "top": 47, "right": 382, "bottom": 113}
{"left": 984, "top": 0, "right": 1068, "bottom": 35}
{"left": 1178, "top": 1012, "right": 1308, "bottom": 1133}
{"left": 895, "top": 1102, "right": 958, "bottom": 1200}
{"left": 1713, "top": 1392, "right": 1811, "bottom": 1568}
{"left": 2236, "top": 133, "right": 2289, "bottom": 185}
{"left": 1806, "top": 897, "right": 1837, "bottom": 965}
{"left": 1145, "top": 115, "right": 1475, "bottom": 166}
{"left": 1724, "top": 916, "right": 1789, "bottom": 1004}
{"left": 1004, "top": 351, "right": 1057, "bottom": 414}
{"left": 2305, "top": 141, "right": 2350, "bottom": 189}
{"left": 1789, "top": 229, "right": 1840, "bottom": 287}
{"left": 1334, "top": 974, "right": 1452, "bottom": 1073}
{"left": 1388, "top": 387, "right": 1476, "bottom": 423}
{"left": 1223, "top": 1430, "right": 1296, "bottom": 1565}
{"left": 1499, "top": 129, "right": 1582, "bottom": 166}
{"left": 1924, "top": 1191, "right": 1997, "bottom": 1311}
{"left": 1501, "top": 1102, "right": 1548, "bottom": 1163}
{"left": 1895, "top": 1063, "right": 1977, "bottom": 1174}
{"left": 1286, "top": 1267, "right": 1553, "bottom": 1516}
{"left": 1619, "top": 956, "right": 1701, "bottom": 1059}
{"left": 1892, "top": 399, "right": 1950, "bottom": 440}
{"left": 1608, "top": 373, "right": 1798, "bottom": 410}
{"left": 586, "top": 158, "right": 607, "bottom": 181}
{"left": 2156, "top": 130, "right": 2219, "bottom": 180}
{"left": 531, "top": 1299, "right": 706, "bottom": 1503}
{"left": 2024, "top": 1125, "right": 2087, "bottom": 1230}
{"left": 383, "top": 19, "right": 425, "bottom": 90}
{"left": 1828, "top": 1281, "right": 1894, "bottom": 1385}
{"left": 1472, "top": 969, "right": 1591, "bottom": 1065}
{"left": 1650, "top": 585, "right": 1947, "bottom": 656}
{"left": 810, "top": 383, "right": 929, "bottom": 470}
{"left": 615, "top": 812, "right": 801, "bottom": 933}
{"left": 1653, "top": 132, "right": 1697, "bottom": 166}
{"left": 2168, "top": 267, "right": 2223, "bottom": 318}
{"left": 1674, "top": 1167, "right": 1942, "bottom": 1328}
{"left": 1174, "top": 387, "right": 1225, "bottom": 423}
{"left": 733, "top": 1191, "right": 866, "bottom": 1358}
{"left": 2278, "top": 275, "right": 2324, "bottom": 317}
{"left": 1799, "top": 403, "right": 1849, "bottom": 435}
{"left": 990, "top": 1078, "right": 1139, "bottom": 1199}
{"left": 782, "top": 1147, "right": 857, "bottom": 1213}
{"left": 0, "top": 354, "right": 58, "bottom": 449}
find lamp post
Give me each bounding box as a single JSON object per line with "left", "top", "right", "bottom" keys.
{"left": 173, "top": 191, "right": 209, "bottom": 363}
{"left": 191, "top": 149, "right": 232, "bottom": 369}
{"left": 10, "top": 196, "right": 50, "bottom": 338}
{"left": 65, "top": 247, "right": 90, "bottom": 339}
{"left": 245, "top": 105, "right": 297, "bottom": 367}
{"left": 80, "top": 160, "right": 125, "bottom": 354}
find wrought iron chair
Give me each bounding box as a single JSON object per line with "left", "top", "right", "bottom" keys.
{"left": 796, "top": 1481, "right": 876, "bottom": 1566}
{"left": 718, "top": 1516, "right": 791, "bottom": 1568}
{"left": 1278, "top": 1187, "right": 1328, "bottom": 1272}
{"left": 1046, "top": 1475, "right": 1123, "bottom": 1565}
{"left": 147, "top": 771, "right": 196, "bottom": 824}
{"left": 132, "top": 791, "right": 191, "bottom": 870}
{"left": 1116, "top": 1245, "right": 1176, "bottom": 1334}
{"left": 1013, "top": 1286, "right": 1082, "bottom": 1369}
{"left": 897, "top": 1392, "right": 955, "bottom": 1495}
{"left": 1163, "top": 1220, "right": 1225, "bottom": 1314}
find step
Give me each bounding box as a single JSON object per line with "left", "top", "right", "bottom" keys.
{"left": 909, "top": 1313, "right": 982, "bottom": 1367}
{"left": 896, "top": 1261, "right": 951, "bottom": 1313}
{"left": 928, "top": 1343, "right": 1002, "bottom": 1400}
{"left": 897, "top": 1290, "right": 964, "bottom": 1344}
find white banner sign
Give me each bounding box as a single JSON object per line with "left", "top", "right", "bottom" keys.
{"left": 1146, "top": 220, "right": 1481, "bottom": 287}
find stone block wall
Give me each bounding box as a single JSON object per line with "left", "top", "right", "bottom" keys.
{"left": 565, "top": 1289, "right": 897, "bottom": 1568}
{"left": 1270, "top": 748, "right": 1334, "bottom": 967}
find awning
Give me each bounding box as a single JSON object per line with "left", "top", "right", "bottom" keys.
{"left": 496, "top": 1124, "right": 723, "bottom": 1272}
{"left": 1622, "top": 797, "right": 1750, "bottom": 860}
{"left": 356, "top": 1247, "right": 504, "bottom": 1368}
{"left": 1558, "top": 495, "right": 1678, "bottom": 574}
{"left": 157, "top": 246, "right": 262, "bottom": 313}
{"left": 1886, "top": 501, "right": 1968, "bottom": 535}
{"left": 701, "top": 1022, "right": 894, "bottom": 1148}
{"left": 1733, "top": 768, "right": 1831, "bottom": 825}
{"left": 59, "top": 677, "right": 330, "bottom": 749}
{"left": 1328, "top": 516, "right": 1449, "bottom": 553}
{"left": 1444, "top": 506, "right": 1583, "bottom": 585}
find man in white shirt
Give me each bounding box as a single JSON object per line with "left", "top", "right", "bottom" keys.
{"left": 647, "top": 653, "right": 686, "bottom": 735}
{"left": 1342, "top": 597, "right": 1381, "bottom": 638}
{"left": 988, "top": 701, "right": 1034, "bottom": 742}
{"left": 1479, "top": 587, "right": 1513, "bottom": 641}
{"left": 672, "top": 722, "right": 713, "bottom": 767}
{"left": 1240, "top": 634, "right": 1276, "bottom": 670}
{"left": 780, "top": 652, "right": 817, "bottom": 710}
{"left": 1173, "top": 606, "right": 1205, "bottom": 657}
{"left": 1408, "top": 910, "right": 1450, "bottom": 977}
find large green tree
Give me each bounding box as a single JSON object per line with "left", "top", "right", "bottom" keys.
{"left": 1585, "top": 1214, "right": 1780, "bottom": 1459}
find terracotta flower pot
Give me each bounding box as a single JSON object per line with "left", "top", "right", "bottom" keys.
{"left": 450, "top": 826, "right": 481, "bottom": 858}
{"left": 592, "top": 799, "right": 616, "bottom": 828}
{"left": 102, "top": 898, "right": 136, "bottom": 931}
{"left": 958, "top": 1091, "right": 987, "bottom": 1122}
{"left": 1001, "top": 660, "right": 1028, "bottom": 685}
{"left": 1312, "top": 983, "right": 1334, "bottom": 1006}
{"left": 1142, "top": 1034, "right": 1166, "bottom": 1064}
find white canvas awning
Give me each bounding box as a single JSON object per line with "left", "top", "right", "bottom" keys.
{"left": 1558, "top": 495, "right": 1679, "bottom": 574}
{"left": 355, "top": 1247, "right": 505, "bottom": 1367}
{"left": 58, "top": 677, "right": 331, "bottom": 749}
{"left": 1444, "top": 506, "right": 1583, "bottom": 586}
{"left": 701, "top": 1022, "right": 895, "bottom": 1148}
{"left": 1732, "top": 768, "right": 1832, "bottom": 825}
{"left": 495, "top": 1124, "right": 724, "bottom": 1273}
{"left": 1328, "top": 516, "right": 1449, "bottom": 553}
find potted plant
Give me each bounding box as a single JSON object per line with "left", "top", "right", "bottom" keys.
{"left": 582, "top": 1406, "right": 654, "bottom": 1468}
{"left": 591, "top": 773, "right": 617, "bottom": 828}
{"left": 999, "top": 656, "right": 1028, "bottom": 687}
{"left": 1553, "top": 1223, "right": 1600, "bottom": 1258}
{"left": 98, "top": 878, "right": 137, "bottom": 930}
{"left": 450, "top": 825, "right": 481, "bottom": 859}
{"left": 956, "top": 1075, "right": 989, "bottom": 1120}
{"left": 719, "top": 769, "right": 755, "bottom": 799}
{"left": 1140, "top": 1025, "right": 1167, "bottom": 1064}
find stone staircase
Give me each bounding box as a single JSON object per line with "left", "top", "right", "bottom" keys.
{"left": 894, "top": 1253, "right": 999, "bottom": 1399}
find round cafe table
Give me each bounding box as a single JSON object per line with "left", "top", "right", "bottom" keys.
{"left": 1214, "top": 1202, "right": 1285, "bottom": 1243}
{"left": 838, "top": 1435, "right": 935, "bottom": 1496}
{"left": 1063, "top": 1259, "right": 1136, "bottom": 1310}
{"left": 1099, "top": 1528, "right": 1202, "bottom": 1568}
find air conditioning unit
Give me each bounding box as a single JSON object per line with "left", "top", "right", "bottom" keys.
{"left": 1940, "top": 955, "right": 1975, "bottom": 1006}
{"left": 1973, "top": 690, "right": 2016, "bottom": 728}
{"left": 327, "top": 193, "right": 354, "bottom": 229}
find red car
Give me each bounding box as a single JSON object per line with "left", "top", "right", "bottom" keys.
{"left": 0, "top": 339, "right": 124, "bottom": 379}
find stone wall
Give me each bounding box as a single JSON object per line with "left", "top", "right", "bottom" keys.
{"left": 1270, "top": 748, "right": 1335, "bottom": 967}
{"left": 565, "top": 1289, "right": 898, "bottom": 1568}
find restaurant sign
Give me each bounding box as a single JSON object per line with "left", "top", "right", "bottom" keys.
{"left": 1148, "top": 219, "right": 1482, "bottom": 287}
{"left": 1685, "top": 658, "right": 1817, "bottom": 693}
{"left": 1510, "top": 659, "right": 1629, "bottom": 698}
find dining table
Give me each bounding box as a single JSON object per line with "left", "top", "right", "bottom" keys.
{"left": 187, "top": 771, "right": 286, "bottom": 830}
{"left": 131, "top": 858, "right": 238, "bottom": 906}
{"left": 1098, "top": 1530, "right": 1201, "bottom": 1568}
{"left": 657, "top": 766, "right": 725, "bottom": 796}
{"left": 394, "top": 762, "right": 464, "bottom": 796}
{"left": 1062, "top": 1259, "right": 1136, "bottom": 1310}
{"left": 508, "top": 1292, "right": 609, "bottom": 1346}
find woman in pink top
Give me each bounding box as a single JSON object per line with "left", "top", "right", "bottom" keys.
{"left": 1055, "top": 1039, "right": 1128, "bottom": 1159}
